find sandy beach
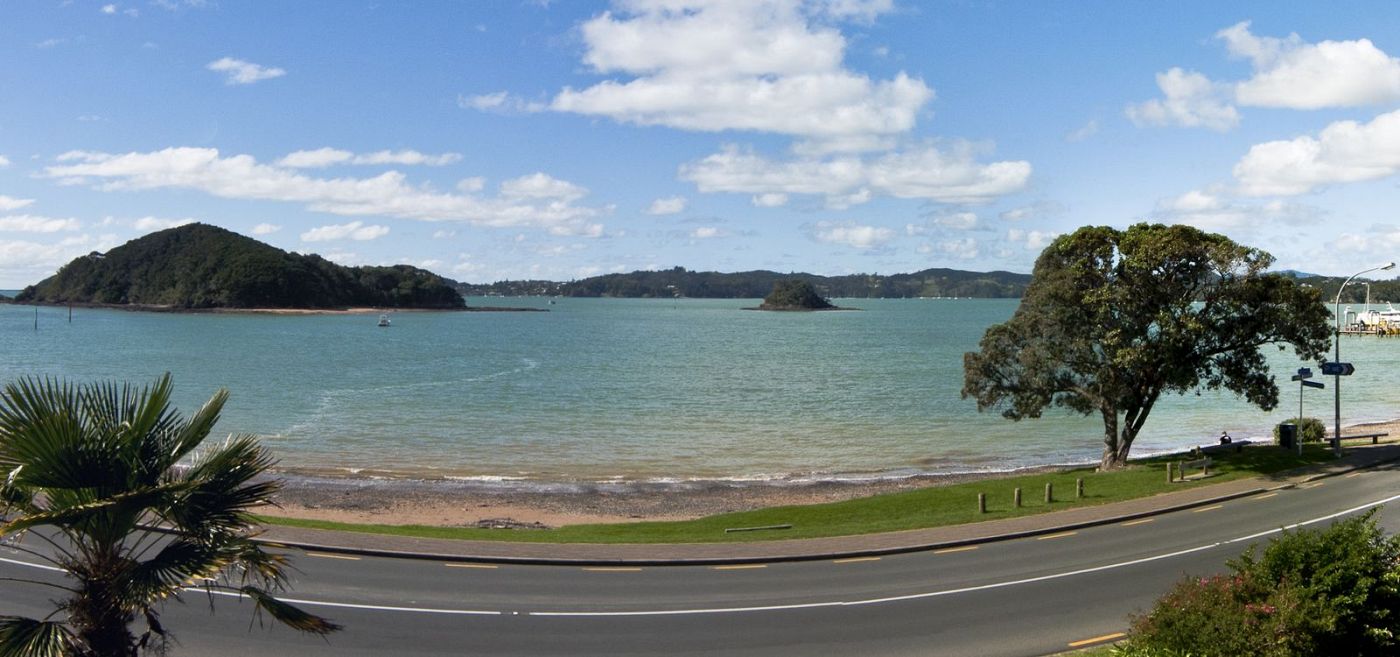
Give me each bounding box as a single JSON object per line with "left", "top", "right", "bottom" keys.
{"left": 258, "top": 418, "right": 1400, "bottom": 529}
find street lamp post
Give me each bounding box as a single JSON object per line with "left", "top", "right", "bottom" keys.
{"left": 1333, "top": 262, "right": 1396, "bottom": 456}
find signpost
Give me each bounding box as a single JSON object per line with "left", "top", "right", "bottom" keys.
{"left": 1324, "top": 361, "right": 1357, "bottom": 456}
{"left": 1289, "top": 368, "right": 1324, "bottom": 456}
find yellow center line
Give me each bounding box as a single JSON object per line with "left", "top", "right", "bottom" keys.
{"left": 1192, "top": 504, "right": 1224, "bottom": 513}
{"left": 305, "top": 552, "right": 361, "bottom": 561}
{"left": 1120, "top": 518, "right": 1155, "bottom": 527}
{"left": 446, "top": 563, "right": 499, "bottom": 569}
{"left": 1345, "top": 472, "right": 1363, "bottom": 478}
{"left": 933, "top": 545, "right": 979, "bottom": 555}
{"left": 832, "top": 557, "right": 881, "bottom": 564}
{"left": 1300, "top": 482, "right": 1325, "bottom": 489}
{"left": 583, "top": 567, "right": 643, "bottom": 572}
{"left": 712, "top": 564, "right": 767, "bottom": 570}
{"left": 1253, "top": 492, "right": 1278, "bottom": 501}
{"left": 1037, "top": 531, "right": 1077, "bottom": 541}
{"left": 1067, "top": 632, "right": 1127, "bottom": 648}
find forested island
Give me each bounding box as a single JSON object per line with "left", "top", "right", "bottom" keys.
{"left": 750, "top": 279, "right": 850, "bottom": 311}
{"left": 457, "top": 266, "right": 1032, "bottom": 299}
{"left": 16, "top": 223, "right": 465, "bottom": 310}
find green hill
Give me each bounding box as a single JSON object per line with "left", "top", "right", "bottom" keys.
{"left": 457, "top": 266, "right": 1031, "bottom": 299}
{"left": 16, "top": 223, "right": 464, "bottom": 310}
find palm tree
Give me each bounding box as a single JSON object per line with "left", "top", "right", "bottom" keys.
{"left": 0, "top": 374, "right": 339, "bottom": 657}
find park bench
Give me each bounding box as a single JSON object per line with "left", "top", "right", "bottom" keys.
{"left": 1178, "top": 457, "right": 1213, "bottom": 481}
{"left": 1329, "top": 432, "right": 1389, "bottom": 450}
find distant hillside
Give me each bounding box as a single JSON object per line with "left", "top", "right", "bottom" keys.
{"left": 1297, "top": 274, "right": 1400, "bottom": 305}
{"left": 18, "top": 223, "right": 464, "bottom": 310}
{"left": 458, "top": 266, "right": 1031, "bottom": 299}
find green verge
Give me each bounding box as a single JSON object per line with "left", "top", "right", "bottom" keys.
{"left": 257, "top": 443, "right": 1335, "bottom": 545}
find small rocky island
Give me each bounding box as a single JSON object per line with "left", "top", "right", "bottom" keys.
{"left": 15, "top": 223, "right": 494, "bottom": 311}
{"left": 747, "top": 279, "right": 854, "bottom": 311}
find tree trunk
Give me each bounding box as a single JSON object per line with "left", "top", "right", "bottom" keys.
{"left": 1099, "top": 406, "right": 1122, "bottom": 470}
{"left": 71, "top": 562, "right": 138, "bottom": 657}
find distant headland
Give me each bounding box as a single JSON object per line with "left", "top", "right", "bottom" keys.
{"left": 13, "top": 224, "right": 536, "bottom": 312}
{"left": 456, "top": 265, "right": 1033, "bottom": 299}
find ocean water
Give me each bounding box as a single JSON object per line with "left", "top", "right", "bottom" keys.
{"left": 3, "top": 296, "right": 1397, "bottom": 486}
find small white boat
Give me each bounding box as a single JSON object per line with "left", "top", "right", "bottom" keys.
{"left": 377, "top": 314, "right": 391, "bottom": 327}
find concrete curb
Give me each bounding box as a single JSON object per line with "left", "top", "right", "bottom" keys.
{"left": 254, "top": 447, "right": 1400, "bottom": 567}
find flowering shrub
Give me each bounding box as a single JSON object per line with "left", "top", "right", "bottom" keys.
{"left": 1122, "top": 513, "right": 1399, "bottom": 657}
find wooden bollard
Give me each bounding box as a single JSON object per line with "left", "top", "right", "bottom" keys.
{"left": 1167, "top": 462, "right": 1175, "bottom": 483}
{"left": 1013, "top": 487, "right": 1022, "bottom": 508}
{"left": 1044, "top": 482, "right": 1053, "bottom": 503}
{"left": 1076, "top": 478, "right": 1084, "bottom": 499}
{"left": 977, "top": 493, "right": 986, "bottom": 514}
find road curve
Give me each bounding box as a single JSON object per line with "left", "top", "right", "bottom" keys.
{"left": 3, "top": 464, "right": 1397, "bottom": 656}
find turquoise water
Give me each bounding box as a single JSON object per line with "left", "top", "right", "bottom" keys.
{"left": 2, "top": 297, "right": 1397, "bottom": 485}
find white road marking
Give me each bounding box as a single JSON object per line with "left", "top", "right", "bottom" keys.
{"left": 5, "top": 493, "right": 1397, "bottom": 619}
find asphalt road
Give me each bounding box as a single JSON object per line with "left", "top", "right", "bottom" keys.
{"left": 3, "top": 463, "right": 1397, "bottom": 656}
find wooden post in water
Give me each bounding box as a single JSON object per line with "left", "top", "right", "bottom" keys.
{"left": 1013, "top": 487, "right": 1022, "bottom": 508}
{"left": 977, "top": 493, "right": 986, "bottom": 514}
{"left": 1044, "top": 482, "right": 1053, "bottom": 503}
{"left": 68, "top": 304, "right": 72, "bottom": 323}
{"left": 1076, "top": 478, "right": 1084, "bottom": 499}
{"left": 34, "top": 306, "right": 38, "bottom": 331}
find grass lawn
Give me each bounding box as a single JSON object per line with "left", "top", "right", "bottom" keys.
{"left": 257, "top": 443, "right": 1336, "bottom": 544}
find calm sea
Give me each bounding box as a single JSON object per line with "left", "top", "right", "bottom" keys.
{"left": 3, "top": 296, "right": 1397, "bottom": 487}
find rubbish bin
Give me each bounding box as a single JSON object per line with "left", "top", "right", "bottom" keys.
{"left": 1277, "top": 423, "right": 1297, "bottom": 449}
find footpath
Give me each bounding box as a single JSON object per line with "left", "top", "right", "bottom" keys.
{"left": 258, "top": 443, "right": 1400, "bottom": 566}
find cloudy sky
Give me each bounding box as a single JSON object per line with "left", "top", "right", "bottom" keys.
{"left": 5, "top": 1, "right": 1400, "bottom": 287}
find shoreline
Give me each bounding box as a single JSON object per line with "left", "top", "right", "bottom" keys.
{"left": 7, "top": 301, "right": 544, "bottom": 314}
{"left": 261, "top": 416, "right": 1400, "bottom": 529}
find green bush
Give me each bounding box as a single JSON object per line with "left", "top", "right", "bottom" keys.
{"left": 1123, "top": 513, "right": 1400, "bottom": 657}
{"left": 1273, "top": 416, "right": 1327, "bottom": 443}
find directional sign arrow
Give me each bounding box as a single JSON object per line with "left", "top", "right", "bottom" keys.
{"left": 1321, "top": 362, "right": 1356, "bottom": 376}
{"left": 1302, "top": 380, "right": 1326, "bottom": 389}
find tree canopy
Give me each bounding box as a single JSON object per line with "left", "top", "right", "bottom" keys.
{"left": 758, "top": 279, "right": 837, "bottom": 310}
{"left": 962, "top": 224, "right": 1332, "bottom": 469}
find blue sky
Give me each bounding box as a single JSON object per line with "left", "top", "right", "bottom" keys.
{"left": 6, "top": 1, "right": 1400, "bottom": 287}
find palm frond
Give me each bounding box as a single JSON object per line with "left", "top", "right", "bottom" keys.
{"left": 0, "top": 616, "right": 77, "bottom": 657}
{"left": 2, "top": 482, "right": 190, "bottom": 536}
{"left": 239, "top": 587, "right": 341, "bottom": 636}
{"left": 123, "top": 538, "right": 234, "bottom": 606}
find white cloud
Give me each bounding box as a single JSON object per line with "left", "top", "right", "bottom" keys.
{"left": 1065, "top": 119, "right": 1099, "bottom": 142}
{"left": 250, "top": 223, "right": 281, "bottom": 235}
{"left": 459, "top": 92, "right": 547, "bottom": 114}
{"left": 300, "top": 221, "right": 390, "bottom": 242}
{"left": 0, "top": 215, "right": 82, "bottom": 233}
{"left": 1233, "top": 109, "right": 1400, "bottom": 196}
{"left": 1219, "top": 21, "right": 1400, "bottom": 109}
{"left": 278, "top": 148, "right": 463, "bottom": 168}
{"left": 42, "top": 147, "right": 607, "bottom": 236}
{"left": 133, "top": 217, "right": 195, "bottom": 232}
{"left": 1126, "top": 68, "right": 1239, "bottom": 131}
{"left": 1156, "top": 189, "right": 1321, "bottom": 232}
{"left": 0, "top": 195, "right": 34, "bottom": 211}
{"left": 0, "top": 155, "right": 10, "bottom": 167}
{"left": 432, "top": 229, "right": 457, "bottom": 239}
{"left": 101, "top": 4, "right": 116, "bottom": 14}
{"left": 998, "top": 201, "right": 1064, "bottom": 222}
{"left": 647, "top": 196, "right": 687, "bottom": 215}
{"left": 1007, "top": 228, "right": 1059, "bottom": 251}
{"left": 939, "top": 237, "right": 978, "bottom": 260}
{"left": 752, "top": 192, "right": 789, "bottom": 207}
{"left": 277, "top": 148, "right": 353, "bottom": 168}
{"left": 690, "top": 226, "right": 724, "bottom": 239}
{"left": 0, "top": 234, "right": 121, "bottom": 283}
{"left": 206, "top": 57, "right": 286, "bottom": 85}
{"left": 547, "top": 0, "right": 931, "bottom": 152}
{"left": 933, "top": 211, "right": 978, "bottom": 230}
{"left": 682, "top": 142, "right": 1030, "bottom": 205}
{"left": 809, "top": 220, "right": 894, "bottom": 249}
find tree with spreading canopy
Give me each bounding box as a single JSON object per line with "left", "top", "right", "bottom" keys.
{"left": 962, "top": 224, "right": 1332, "bottom": 470}
{"left": 0, "top": 374, "right": 340, "bottom": 657}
